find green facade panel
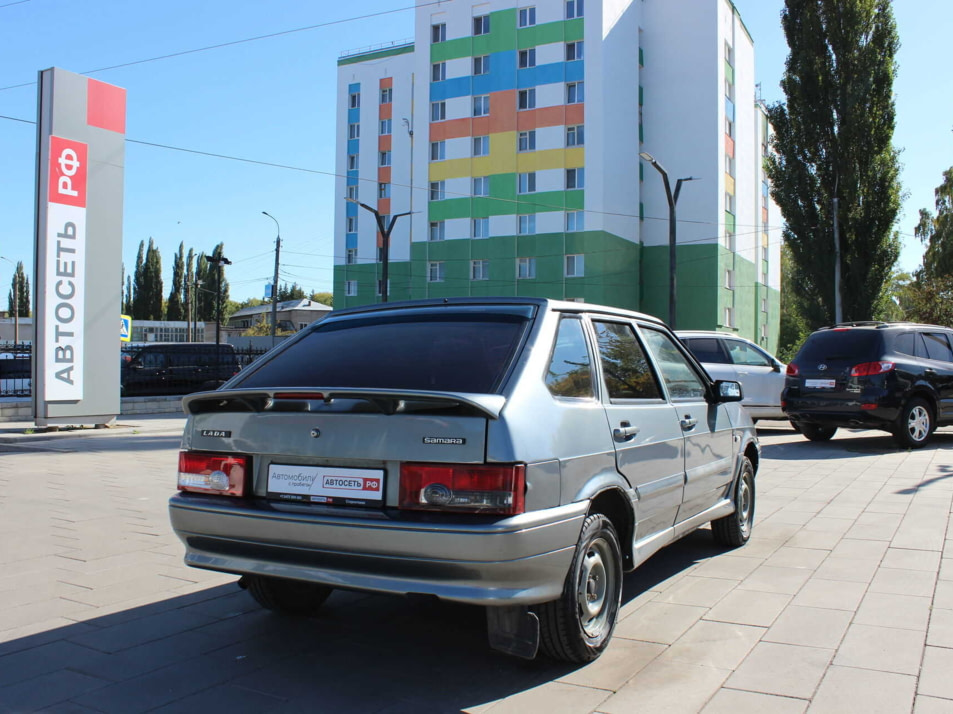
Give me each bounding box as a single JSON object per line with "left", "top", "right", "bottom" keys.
{"left": 338, "top": 44, "right": 414, "bottom": 66}
{"left": 428, "top": 189, "right": 584, "bottom": 221}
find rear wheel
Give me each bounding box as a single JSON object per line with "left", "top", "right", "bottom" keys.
{"left": 712, "top": 457, "right": 755, "bottom": 547}
{"left": 242, "top": 575, "right": 332, "bottom": 615}
{"left": 800, "top": 423, "right": 837, "bottom": 442}
{"left": 537, "top": 514, "right": 622, "bottom": 663}
{"left": 894, "top": 397, "right": 933, "bottom": 449}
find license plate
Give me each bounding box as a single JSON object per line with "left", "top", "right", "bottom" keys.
{"left": 267, "top": 464, "right": 384, "bottom": 506}
{"left": 805, "top": 379, "right": 836, "bottom": 389}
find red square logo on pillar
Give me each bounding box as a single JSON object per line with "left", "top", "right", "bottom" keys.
{"left": 86, "top": 78, "right": 126, "bottom": 134}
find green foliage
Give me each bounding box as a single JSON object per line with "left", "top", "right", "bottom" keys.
{"left": 241, "top": 315, "right": 293, "bottom": 337}
{"left": 915, "top": 168, "right": 953, "bottom": 280}
{"left": 131, "top": 239, "right": 164, "bottom": 319}
{"left": 166, "top": 242, "right": 185, "bottom": 321}
{"left": 6, "top": 261, "right": 30, "bottom": 317}
{"left": 765, "top": 0, "right": 902, "bottom": 330}
{"left": 898, "top": 273, "right": 953, "bottom": 326}
{"left": 277, "top": 282, "right": 306, "bottom": 301}
{"left": 777, "top": 244, "right": 810, "bottom": 361}
{"left": 310, "top": 291, "right": 333, "bottom": 307}
{"left": 132, "top": 240, "right": 146, "bottom": 319}
{"left": 195, "top": 243, "right": 230, "bottom": 322}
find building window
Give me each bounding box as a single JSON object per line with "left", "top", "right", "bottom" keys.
{"left": 473, "top": 176, "right": 490, "bottom": 196}
{"left": 378, "top": 182, "right": 390, "bottom": 199}
{"left": 566, "top": 167, "right": 585, "bottom": 189}
{"left": 566, "top": 0, "right": 584, "bottom": 19}
{"left": 726, "top": 154, "right": 735, "bottom": 176}
{"left": 471, "top": 259, "right": 490, "bottom": 281}
{"left": 762, "top": 298, "right": 768, "bottom": 313}
{"left": 432, "top": 23, "right": 446, "bottom": 43}
{"left": 517, "top": 257, "right": 536, "bottom": 279}
{"left": 349, "top": 92, "right": 360, "bottom": 109}
{"left": 724, "top": 307, "right": 734, "bottom": 327}
{"left": 473, "top": 94, "right": 490, "bottom": 116}
{"left": 473, "top": 135, "right": 490, "bottom": 157}
{"left": 472, "top": 217, "right": 489, "bottom": 238}
{"left": 567, "top": 81, "right": 584, "bottom": 104}
{"left": 473, "top": 14, "right": 490, "bottom": 35}
{"left": 346, "top": 185, "right": 358, "bottom": 201}
{"left": 518, "top": 130, "right": 536, "bottom": 152}
{"left": 566, "top": 211, "right": 584, "bottom": 232}
{"left": 725, "top": 116, "right": 734, "bottom": 138}
{"left": 379, "top": 118, "right": 392, "bottom": 135}
{"left": 725, "top": 269, "right": 734, "bottom": 290}
{"left": 347, "top": 154, "right": 358, "bottom": 170}
{"left": 379, "top": 150, "right": 391, "bottom": 167}
{"left": 430, "top": 140, "right": 446, "bottom": 161}
{"left": 380, "top": 87, "right": 393, "bottom": 104}
{"left": 518, "top": 7, "right": 536, "bottom": 27}
{"left": 518, "top": 214, "right": 536, "bottom": 235}
{"left": 473, "top": 55, "right": 490, "bottom": 76}
{"left": 346, "top": 216, "right": 357, "bottom": 233}
{"left": 346, "top": 248, "right": 357, "bottom": 265}
{"left": 518, "top": 48, "right": 536, "bottom": 69}
{"left": 518, "top": 172, "right": 537, "bottom": 194}
{"left": 428, "top": 261, "right": 445, "bottom": 282}
{"left": 565, "top": 254, "right": 585, "bottom": 277}
{"left": 566, "top": 125, "right": 584, "bottom": 147}
{"left": 431, "top": 101, "right": 446, "bottom": 121}
{"left": 518, "top": 88, "right": 536, "bottom": 110}
{"left": 345, "top": 280, "right": 358, "bottom": 296}
{"left": 566, "top": 41, "right": 584, "bottom": 61}
{"left": 429, "top": 221, "right": 445, "bottom": 241}
{"left": 348, "top": 122, "right": 360, "bottom": 139}
{"left": 376, "top": 279, "right": 390, "bottom": 296}
{"left": 429, "top": 180, "right": 446, "bottom": 201}
{"left": 432, "top": 62, "right": 446, "bottom": 82}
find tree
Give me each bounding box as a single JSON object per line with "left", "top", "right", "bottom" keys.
{"left": 777, "top": 243, "right": 809, "bottom": 361}
{"left": 277, "top": 282, "right": 306, "bottom": 301}
{"left": 915, "top": 168, "right": 953, "bottom": 280}
{"left": 132, "top": 240, "right": 146, "bottom": 319}
{"left": 310, "top": 291, "right": 333, "bottom": 307}
{"left": 6, "top": 261, "right": 30, "bottom": 317}
{"left": 123, "top": 275, "right": 132, "bottom": 315}
{"left": 143, "top": 238, "right": 164, "bottom": 319}
{"left": 196, "top": 243, "right": 230, "bottom": 322}
{"left": 765, "top": 0, "right": 902, "bottom": 329}
{"left": 167, "top": 242, "right": 185, "bottom": 321}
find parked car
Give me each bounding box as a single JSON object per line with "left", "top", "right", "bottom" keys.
{"left": 783, "top": 321, "right": 953, "bottom": 448}
{"left": 677, "top": 331, "right": 787, "bottom": 421}
{"left": 169, "top": 298, "right": 759, "bottom": 663}
{"left": 121, "top": 343, "right": 240, "bottom": 396}
{"left": 0, "top": 352, "right": 31, "bottom": 397}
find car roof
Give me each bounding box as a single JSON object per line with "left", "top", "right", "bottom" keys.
{"left": 676, "top": 330, "right": 750, "bottom": 340}
{"left": 816, "top": 321, "right": 953, "bottom": 332}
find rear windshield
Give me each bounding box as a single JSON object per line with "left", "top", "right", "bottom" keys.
{"left": 796, "top": 330, "right": 882, "bottom": 363}
{"left": 234, "top": 306, "right": 534, "bottom": 394}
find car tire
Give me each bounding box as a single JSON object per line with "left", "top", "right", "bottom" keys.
{"left": 894, "top": 397, "right": 934, "bottom": 449}
{"left": 800, "top": 423, "right": 837, "bottom": 442}
{"left": 712, "top": 457, "right": 755, "bottom": 548}
{"left": 242, "top": 575, "right": 333, "bottom": 616}
{"left": 536, "top": 514, "right": 622, "bottom": 663}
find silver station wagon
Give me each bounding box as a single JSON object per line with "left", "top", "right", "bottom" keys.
{"left": 169, "top": 298, "right": 759, "bottom": 663}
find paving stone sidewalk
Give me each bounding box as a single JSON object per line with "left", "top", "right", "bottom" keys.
{"left": 1, "top": 422, "right": 952, "bottom": 713}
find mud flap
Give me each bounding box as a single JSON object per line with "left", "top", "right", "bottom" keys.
{"left": 486, "top": 605, "right": 540, "bottom": 660}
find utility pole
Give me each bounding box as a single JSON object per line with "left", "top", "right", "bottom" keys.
{"left": 345, "top": 199, "right": 412, "bottom": 303}
{"left": 192, "top": 278, "right": 203, "bottom": 341}
{"left": 262, "top": 211, "right": 281, "bottom": 347}
{"left": 206, "top": 254, "right": 231, "bottom": 345}
{"left": 833, "top": 193, "right": 843, "bottom": 324}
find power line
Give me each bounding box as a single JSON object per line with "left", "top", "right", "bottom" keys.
{"left": 0, "top": 0, "right": 30, "bottom": 8}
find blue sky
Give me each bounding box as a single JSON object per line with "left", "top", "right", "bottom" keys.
{"left": 0, "top": 0, "right": 950, "bottom": 303}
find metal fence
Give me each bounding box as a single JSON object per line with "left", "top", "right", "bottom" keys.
{"left": 0, "top": 343, "right": 270, "bottom": 398}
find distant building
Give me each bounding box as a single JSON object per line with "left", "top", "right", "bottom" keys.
{"left": 224, "top": 299, "right": 332, "bottom": 337}
{"left": 333, "top": 0, "right": 781, "bottom": 351}
{"left": 131, "top": 320, "right": 205, "bottom": 343}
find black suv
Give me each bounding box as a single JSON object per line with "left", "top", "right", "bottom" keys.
{"left": 783, "top": 322, "right": 953, "bottom": 448}
{"left": 121, "top": 343, "right": 241, "bottom": 396}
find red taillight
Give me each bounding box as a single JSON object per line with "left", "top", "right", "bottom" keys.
{"left": 850, "top": 362, "right": 895, "bottom": 377}
{"left": 399, "top": 463, "right": 525, "bottom": 515}
{"left": 178, "top": 451, "right": 248, "bottom": 496}
{"left": 786, "top": 363, "right": 800, "bottom": 376}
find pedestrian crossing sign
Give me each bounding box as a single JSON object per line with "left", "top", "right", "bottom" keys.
{"left": 120, "top": 314, "right": 132, "bottom": 342}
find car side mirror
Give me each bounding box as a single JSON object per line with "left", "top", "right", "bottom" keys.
{"left": 713, "top": 380, "right": 743, "bottom": 403}
{"left": 772, "top": 362, "right": 782, "bottom": 373}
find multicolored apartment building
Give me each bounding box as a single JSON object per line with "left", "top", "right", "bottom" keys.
{"left": 333, "top": 0, "right": 781, "bottom": 351}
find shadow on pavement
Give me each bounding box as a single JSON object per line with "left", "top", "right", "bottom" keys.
{"left": 760, "top": 429, "right": 953, "bottom": 461}
{"left": 0, "top": 434, "right": 183, "bottom": 455}
{"left": 0, "top": 532, "right": 721, "bottom": 713}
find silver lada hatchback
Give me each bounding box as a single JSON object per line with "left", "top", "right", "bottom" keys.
{"left": 169, "top": 298, "right": 759, "bottom": 663}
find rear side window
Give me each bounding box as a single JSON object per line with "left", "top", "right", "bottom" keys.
{"left": 726, "top": 339, "right": 772, "bottom": 367}
{"left": 235, "top": 308, "right": 532, "bottom": 394}
{"left": 682, "top": 337, "right": 729, "bottom": 364}
{"left": 546, "top": 316, "right": 594, "bottom": 398}
{"left": 894, "top": 332, "right": 915, "bottom": 356}
{"left": 920, "top": 332, "right": 953, "bottom": 362}
{"left": 593, "top": 321, "right": 662, "bottom": 400}
{"left": 641, "top": 328, "right": 707, "bottom": 399}
{"left": 796, "top": 330, "right": 882, "bottom": 363}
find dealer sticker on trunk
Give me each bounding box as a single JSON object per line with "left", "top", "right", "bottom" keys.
{"left": 267, "top": 464, "right": 384, "bottom": 506}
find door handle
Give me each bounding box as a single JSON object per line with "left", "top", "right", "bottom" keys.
{"left": 681, "top": 416, "right": 698, "bottom": 430}
{"left": 925, "top": 368, "right": 937, "bottom": 375}
{"left": 613, "top": 422, "right": 640, "bottom": 442}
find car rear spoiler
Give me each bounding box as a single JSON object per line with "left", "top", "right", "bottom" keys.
{"left": 182, "top": 387, "right": 507, "bottom": 420}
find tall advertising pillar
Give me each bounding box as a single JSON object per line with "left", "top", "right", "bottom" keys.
{"left": 34, "top": 68, "right": 126, "bottom": 425}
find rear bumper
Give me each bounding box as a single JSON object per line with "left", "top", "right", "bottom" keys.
{"left": 169, "top": 493, "right": 586, "bottom": 605}
{"left": 783, "top": 393, "right": 901, "bottom": 430}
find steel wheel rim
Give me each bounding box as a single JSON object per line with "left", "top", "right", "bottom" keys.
{"left": 738, "top": 474, "right": 752, "bottom": 537}
{"left": 907, "top": 406, "right": 930, "bottom": 443}
{"left": 576, "top": 537, "right": 614, "bottom": 638}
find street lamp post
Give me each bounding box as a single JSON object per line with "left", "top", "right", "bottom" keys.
{"left": 640, "top": 152, "right": 696, "bottom": 329}
{"left": 206, "top": 254, "right": 231, "bottom": 345}
{"left": 261, "top": 211, "right": 281, "bottom": 346}
{"left": 345, "top": 199, "right": 412, "bottom": 303}
{"left": 191, "top": 278, "right": 203, "bottom": 342}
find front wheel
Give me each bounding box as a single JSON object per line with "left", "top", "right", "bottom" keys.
{"left": 800, "top": 423, "right": 837, "bottom": 442}
{"left": 241, "top": 575, "right": 333, "bottom": 616}
{"left": 712, "top": 457, "right": 755, "bottom": 547}
{"left": 894, "top": 397, "right": 933, "bottom": 449}
{"left": 536, "top": 514, "right": 622, "bottom": 663}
